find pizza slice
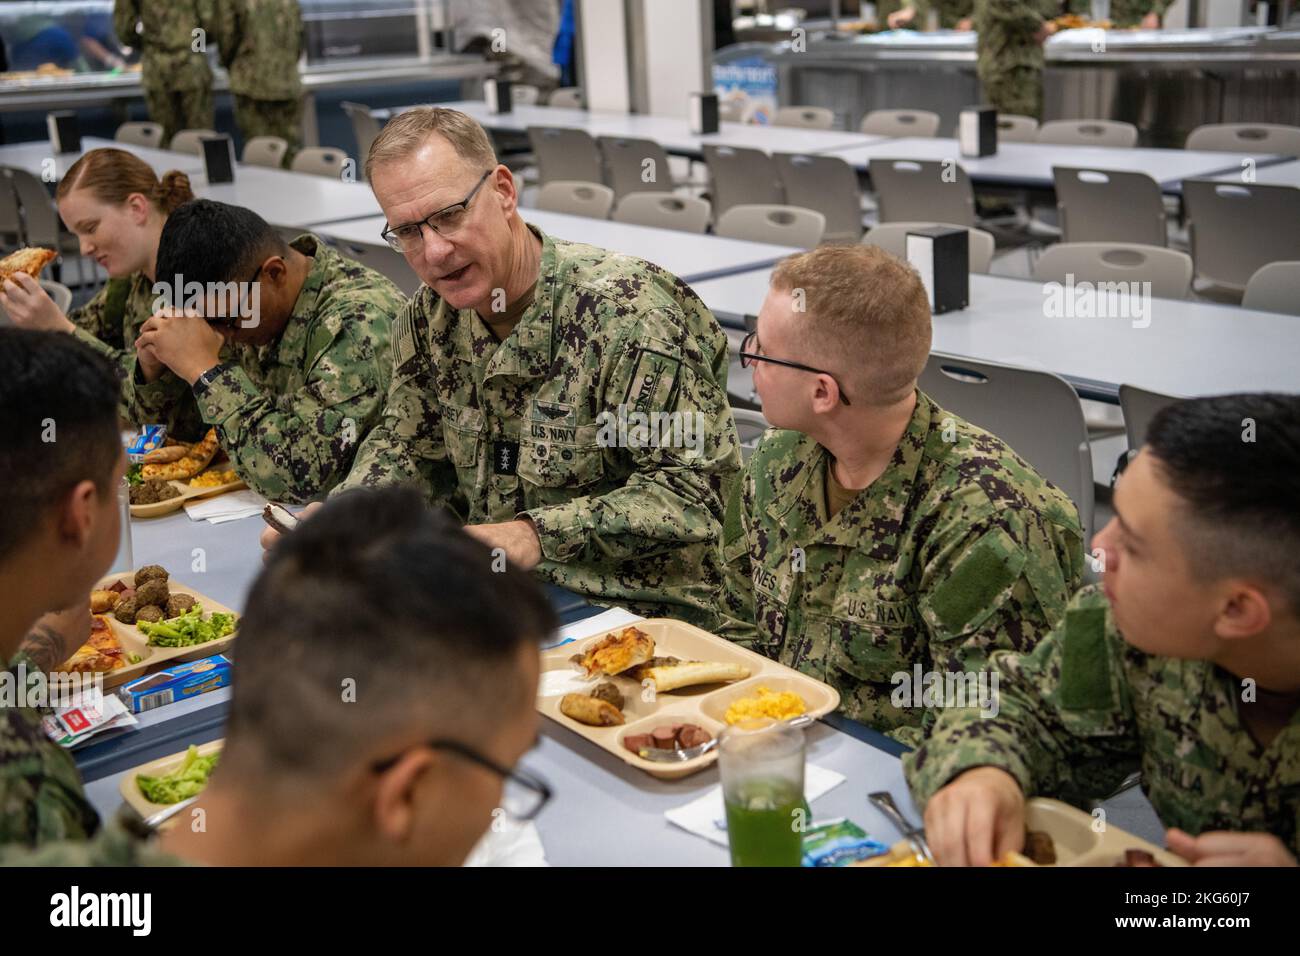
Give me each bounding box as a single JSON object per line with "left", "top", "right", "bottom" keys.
{"left": 56, "top": 614, "right": 127, "bottom": 674}
{"left": 0, "top": 247, "right": 58, "bottom": 283}
{"left": 576, "top": 626, "right": 655, "bottom": 678}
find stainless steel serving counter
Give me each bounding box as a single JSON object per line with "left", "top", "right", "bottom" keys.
{"left": 753, "top": 27, "right": 1300, "bottom": 147}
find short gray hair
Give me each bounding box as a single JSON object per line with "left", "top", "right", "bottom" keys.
{"left": 365, "top": 107, "right": 498, "bottom": 180}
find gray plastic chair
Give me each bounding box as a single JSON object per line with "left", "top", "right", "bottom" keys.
{"left": 291, "top": 146, "right": 353, "bottom": 179}
{"left": 730, "top": 407, "right": 771, "bottom": 464}
{"left": 1183, "top": 179, "right": 1300, "bottom": 293}
{"left": 868, "top": 158, "right": 976, "bottom": 227}
{"left": 1185, "top": 123, "right": 1300, "bottom": 156}
{"left": 1037, "top": 120, "right": 1139, "bottom": 148}
{"left": 115, "top": 121, "right": 165, "bottom": 149}
{"left": 702, "top": 144, "right": 783, "bottom": 220}
{"left": 169, "top": 128, "right": 219, "bottom": 155}
{"left": 774, "top": 106, "right": 834, "bottom": 130}
{"left": 0, "top": 173, "right": 21, "bottom": 248}
{"left": 859, "top": 109, "right": 940, "bottom": 138}
{"left": 613, "top": 192, "right": 711, "bottom": 234}
{"left": 996, "top": 114, "right": 1038, "bottom": 143}
{"left": 548, "top": 87, "right": 584, "bottom": 109}
{"left": 862, "top": 222, "right": 995, "bottom": 273}
{"left": 242, "top": 135, "right": 289, "bottom": 168}
{"left": 526, "top": 126, "right": 604, "bottom": 186}
{"left": 597, "top": 135, "right": 676, "bottom": 198}
{"left": 512, "top": 84, "right": 541, "bottom": 105}
{"left": 774, "top": 152, "right": 863, "bottom": 244}
{"left": 1118, "top": 384, "right": 1179, "bottom": 453}
{"left": 1, "top": 166, "right": 83, "bottom": 287}
{"left": 341, "top": 101, "right": 382, "bottom": 171}
{"left": 1053, "top": 166, "right": 1167, "bottom": 247}
{"left": 920, "top": 352, "right": 1095, "bottom": 537}
{"left": 536, "top": 180, "right": 615, "bottom": 219}
{"left": 1242, "top": 261, "right": 1300, "bottom": 315}
{"left": 715, "top": 204, "right": 825, "bottom": 248}
{"left": 1032, "top": 242, "right": 1193, "bottom": 301}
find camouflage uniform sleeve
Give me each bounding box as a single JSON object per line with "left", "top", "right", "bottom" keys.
{"left": 716, "top": 452, "right": 761, "bottom": 646}
{"left": 522, "top": 306, "right": 741, "bottom": 567}
{"left": 192, "top": 321, "right": 388, "bottom": 504}
{"left": 977, "top": 0, "right": 1047, "bottom": 32}
{"left": 333, "top": 299, "right": 461, "bottom": 512}
{"left": 207, "top": 0, "right": 241, "bottom": 70}
{"left": 114, "top": 0, "right": 141, "bottom": 47}
{"left": 66, "top": 280, "right": 130, "bottom": 369}
{"left": 1, "top": 657, "right": 100, "bottom": 848}
{"left": 903, "top": 587, "right": 1143, "bottom": 810}
{"left": 0, "top": 823, "right": 188, "bottom": 866}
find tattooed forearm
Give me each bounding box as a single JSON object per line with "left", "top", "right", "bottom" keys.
{"left": 17, "top": 622, "right": 72, "bottom": 674}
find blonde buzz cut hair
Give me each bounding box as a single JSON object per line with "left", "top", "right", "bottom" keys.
{"left": 365, "top": 107, "right": 499, "bottom": 181}
{"left": 769, "top": 244, "right": 933, "bottom": 406}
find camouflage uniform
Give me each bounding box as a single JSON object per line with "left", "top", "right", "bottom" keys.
{"left": 0, "top": 652, "right": 99, "bottom": 849}
{"left": 1064, "top": 0, "right": 1171, "bottom": 27}
{"left": 0, "top": 823, "right": 185, "bottom": 866}
{"left": 336, "top": 225, "right": 741, "bottom": 630}
{"left": 717, "top": 390, "right": 1085, "bottom": 745}
{"left": 974, "top": 0, "right": 1057, "bottom": 119}
{"left": 905, "top": 0, "right": 974, "bottom": 29}
{"left": 183, "top": 235, "right": 402, "bottom": 503}
{"left": 211, "top": 0, "right": 305, "bottom": 163}
{"left": 904, "top": 586, "right": 1300, "bottom": 856}
{"left": 114, "top": 1, "right": 216, "bottom": 145}
{"left": 67, "top": 273, "right": 209, "bottom": 442}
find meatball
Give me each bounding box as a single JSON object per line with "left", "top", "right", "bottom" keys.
{"left": 134, "top": 565, "right": 169, "bottom": 587}
{"left": 134, "top": 578, "right": 170, "bottom": 608}
{"left": 165, "top": 593, "right": 197, "bottom": 618}
{"left": 113, "top": 597, "right": 139, "bottom": 624}
{"left": 134, "top": 605, "right": 164, "bottom": 624}
{"left": 591, "top": 681, "right": 624, "bottom": 710}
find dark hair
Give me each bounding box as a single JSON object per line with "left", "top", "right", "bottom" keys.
{"left": 220, "top": 486, "right": 557, "bottom": 786}
{"left": 0, "top": 329, "right": 121, "bottom": 562}
{"left": 1146, "top": 393, "right": 1300, "bottom": 612}
{"left": 154, "top": 199, "right": 288, "bottom": 293}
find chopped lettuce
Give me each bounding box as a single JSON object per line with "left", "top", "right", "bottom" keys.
{"left": 136, "top": 745, "right": 218, "bottom": 805}
{"left": 127, "top": 463, "right": 143, "bottom": 486}
{"left": 138, "top": 605, "right": 237, "bottom": 647}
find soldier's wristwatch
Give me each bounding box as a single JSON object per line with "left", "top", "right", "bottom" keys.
{"left": 192, "top": 363, "right": 229, "bottom": 393}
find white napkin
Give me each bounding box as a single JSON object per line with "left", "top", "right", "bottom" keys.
{"left": 543, "top": 607, "right": 644, "bottom": 650}
{"left": 665, "top": 764, "right": 846, "bottom": 848}
{"left": 463, "top": 817, "right": 549, "bottom": 867}
{"left": 183, "top": 489, "right": 266, "bottom": 524}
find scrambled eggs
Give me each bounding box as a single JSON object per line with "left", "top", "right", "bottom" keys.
{"left": 724, "top": 685, "right": 807, "bottom": 725}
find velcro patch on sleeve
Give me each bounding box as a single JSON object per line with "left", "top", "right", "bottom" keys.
{"left": 1058, "top": 603, "right": 1116, "bottom": 711}
{"left": 927, "top": 529, "right": 1025, "bottom": 635}
{"left": 622, "top": 346, "right": 682, "bottom": 414}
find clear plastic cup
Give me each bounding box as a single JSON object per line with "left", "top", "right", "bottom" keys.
{"left": 719, "top": 717, "right": 807, "bottom": 867}
{"left": 112, "top": 475, "right": 133, "bottom": 575}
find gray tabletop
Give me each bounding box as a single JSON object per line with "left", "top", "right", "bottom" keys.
{"left": 1210, "top": 159, "right": 1300, "bottom": 188}
{"left": 822, "top": 136, "right": 1291, "bottom": 193}
{"left": 194, "top": 166, "right": 382, "bottom": 229}
{"left": 376, "top": 100, "right": 885, "bottom": 157}
{"left": 314, "top": 210, "right": 803, "bottom": 284}
{"left": 696, "top": 268, "right": 1300, "bottom": 403}
{"left": 0, "top": 136, "right": 207, "bottom": 179}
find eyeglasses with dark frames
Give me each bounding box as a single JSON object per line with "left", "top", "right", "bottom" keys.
{"left": 738, "top": 330, "right": 851, "bottom": 405}
{"left": 381, "top": 169, "right": 495, "bottom": 252}
{"left": 371, "top": 737, "right": 553, "bottom": 822}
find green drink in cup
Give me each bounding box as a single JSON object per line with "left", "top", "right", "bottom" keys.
{"left": 720, "top": 717, "right": 807, "bottom": 867}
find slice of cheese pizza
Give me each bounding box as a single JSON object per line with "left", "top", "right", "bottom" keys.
{"left": 0, "top": 247, "right": 57, "bottom": 283}
{"left": 576, "top": 626, "right": 655, "bottom": 678}
{"left": 56, "top": 614, "right": 127, "bottom": 674}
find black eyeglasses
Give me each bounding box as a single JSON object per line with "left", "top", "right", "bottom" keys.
{"left": 738, "top": 330, "right": 851, "bottom": 405}
{"left": 371, "top": 737, "right": 553, "bottom": 822}
{"left": 381, "top": 170, "right": 494, "bottom": 252}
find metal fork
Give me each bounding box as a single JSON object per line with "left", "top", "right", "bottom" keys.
{"left": 869, "top": 791, "right": 935, "bottom": 864}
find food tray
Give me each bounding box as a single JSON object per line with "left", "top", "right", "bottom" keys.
{"left": 129, "top": 477, "right": 247, "bottom": 518}
{"left": 537, "top": 618, "right": 840, "bottom": 780}
{"left": 118, "top": 739, "right": 224, "bottom": 823}
{"left": 855, "top": 798, "right": 1186, "bottom": 867}
{"left": 78, "top": 571, "right": 239, "bottom": 689}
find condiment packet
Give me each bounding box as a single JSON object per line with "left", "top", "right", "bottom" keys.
{"left": 125, "top": 425, "right": 167, "bottom": 462}
{"left": 42, "top": 689, "right": 138, "bottom": 748}
{"left": 801, "top": 818, "right": 889, "bottom": 867}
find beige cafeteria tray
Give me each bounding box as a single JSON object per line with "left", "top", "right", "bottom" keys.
{"left": 537, "top": 618, "right": 840, "bottom": 780}
{"left": 119, "top": 739, "right": 224, "bottom": 824}
{"left": 130, "top": 475, "right": 247, "bottom": 518}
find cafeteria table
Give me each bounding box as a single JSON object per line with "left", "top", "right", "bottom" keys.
{"left": 313, "top": 209, "right": 803, "bottom": 285}
{"left": 76, "top": 506, "right": 1166, "bottom": 865}
{"left": 1210, "top": 158, "right": 1300, "bottom": 188}
{"left": 820, "top": 136, "right": 1293, "bottom": 194}
{"left": 694, "top": 268, "right": 1300, "bottom": 404}
{"left": 0, "top": 136, "right": 208, "bottom": 180}
{"left": 374, "top": 100, "right": 885, "bottom": 158}
{"left": 193, "top": 165, "right": 382, "bottom": 230}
